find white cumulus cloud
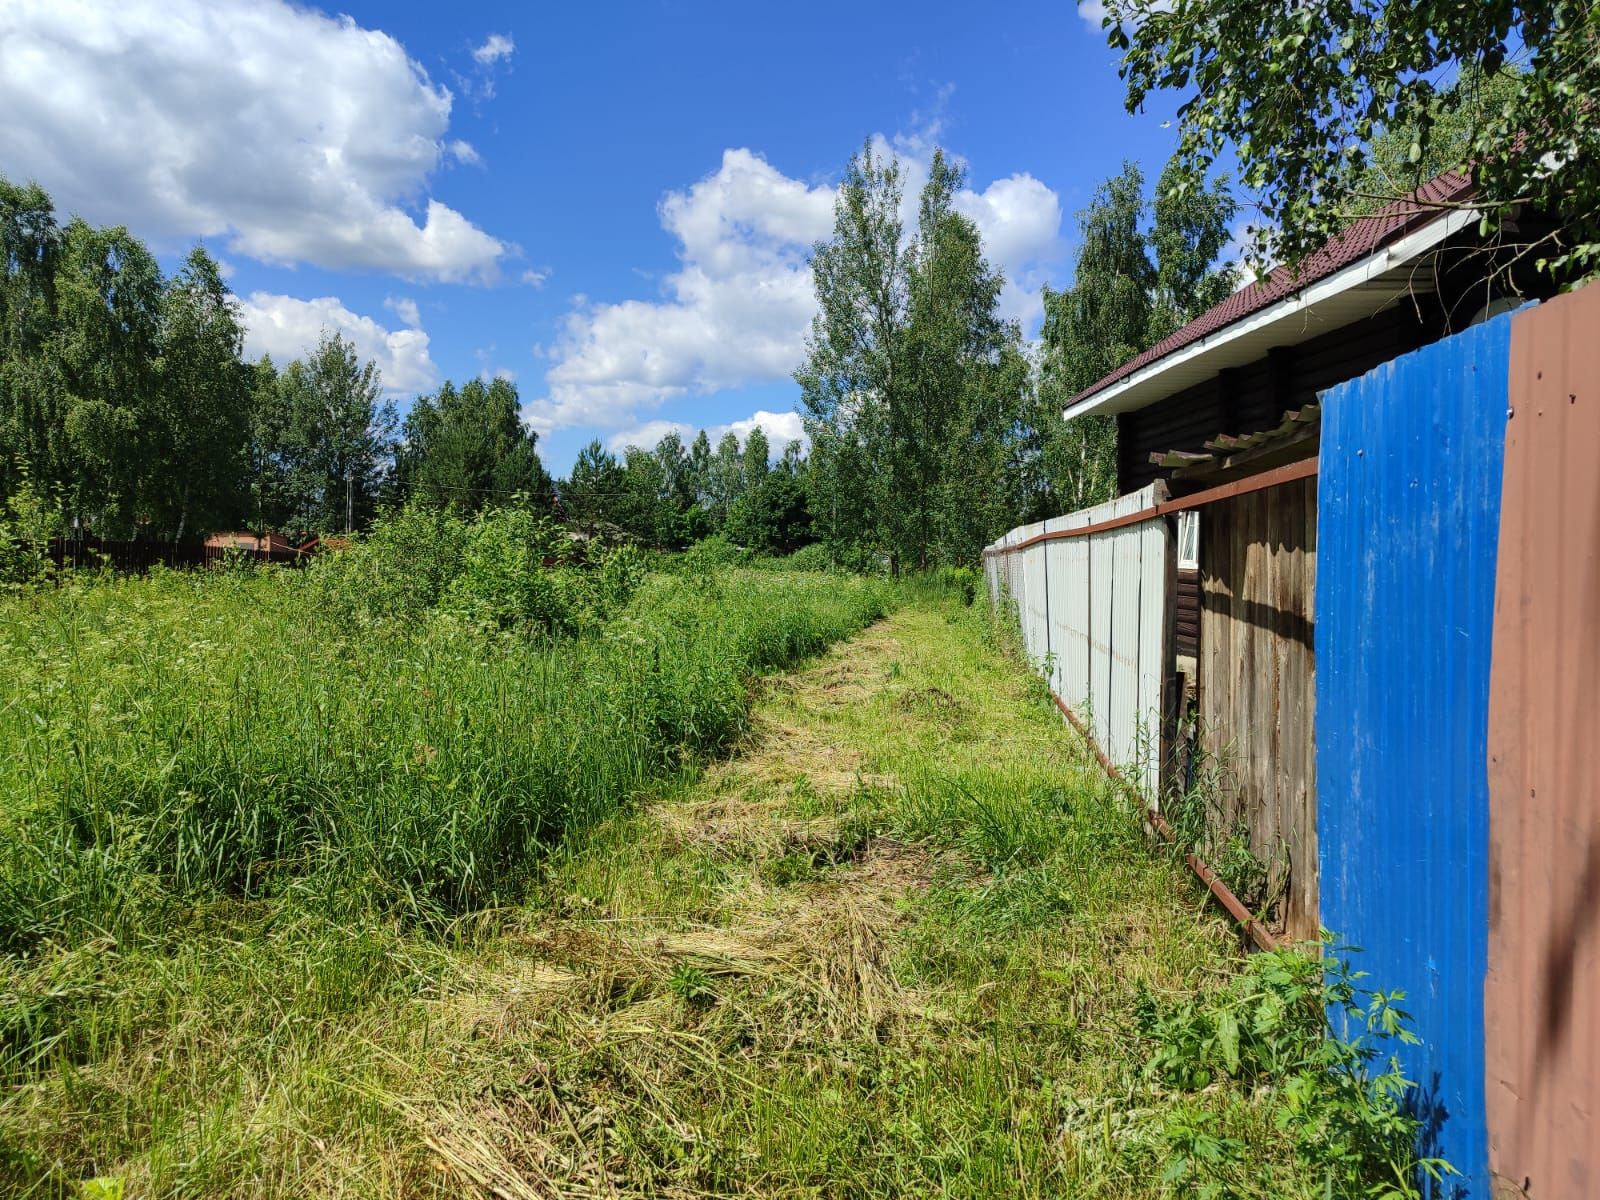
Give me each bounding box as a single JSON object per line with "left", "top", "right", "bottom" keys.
{"left": 1077, "top": 0, "right": 1171, "bottom": 32}
{"left": 1077, "top": 1, "right": 1111, "bottom": 27}
{"left": 473, "top": 33, "right": 515, "bottom": 65}
{"left": 955, "top": 171, "right": 1064, "bottom": 327}
{"left": 530, "top": 144, "right": 1064, "bottom": 437}
{"left": 607, "top": 410, "right": 809, "bottom": 457}
{"left": 238, "top": 293, "right": 440, "bottom": 398}
{"left": 384, "top": 296, "right": 422, "bottom": 329}
{"left": 0, "top": 0, "right": 508, "bottom": 282}
{"left": 527, "top": 149, "right": 835, "bottom": 435}
{"left": 722, "top": 409, "right": 808, "bottom": 450}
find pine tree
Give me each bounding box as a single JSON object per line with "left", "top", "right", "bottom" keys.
{"left": 561, "top": 440, "right": 625, "bottom": 533}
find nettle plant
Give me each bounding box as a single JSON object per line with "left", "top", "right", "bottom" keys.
{"left": 1140, "top": 940, "right": 1455, "bottom": 1200}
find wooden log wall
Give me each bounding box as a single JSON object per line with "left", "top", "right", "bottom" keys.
{"left": 1175, "top": 568, "right": 1201, "bottom": 660}
{"left": 1197, "top": 474, "right": 1317, "bottom": 942}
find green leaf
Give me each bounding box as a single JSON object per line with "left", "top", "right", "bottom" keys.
{"left": 1217, "top": 1009, "right": 1241, "bottom": 1075}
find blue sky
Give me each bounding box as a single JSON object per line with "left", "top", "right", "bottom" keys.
{"left": 0, "top": 0, "right": 1191, "bottom": 473}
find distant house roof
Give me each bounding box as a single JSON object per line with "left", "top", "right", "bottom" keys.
{"left": 1064, "top": 170, "right": 1479, "bottom": 421}
{"left": 204, "top": 531, "right": 316, "bottom": 555}
{"left": 205, "top": 531, "right": 296, "bottom": 550}
{"left": 297, "top": 535, "right": 349, "bottom": 553}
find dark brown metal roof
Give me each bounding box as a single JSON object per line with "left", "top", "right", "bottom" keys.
{"left": 1069, "top": 171, "right": 1475, "bottom": 409}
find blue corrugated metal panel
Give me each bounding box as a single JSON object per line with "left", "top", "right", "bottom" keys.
{"left": 1316, "top": 312, "right": 1514, "bottom": 1197}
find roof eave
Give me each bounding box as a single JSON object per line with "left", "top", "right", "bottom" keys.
{"left": 1061, "top": 206, "right": 1481, "bottom": 424}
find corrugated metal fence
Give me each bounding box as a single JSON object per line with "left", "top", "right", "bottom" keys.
{"left": 45, "top": 537, "right": 311, "bottom": 573}
{"left": 983, "top": 484, "right": 1171, "bottom": 796}
{"left": 1484, "top": 282, "right": 1600, "bottom": 1199}
{"left": 1316, "top": 309, "right": 1515, "bottom": 1194}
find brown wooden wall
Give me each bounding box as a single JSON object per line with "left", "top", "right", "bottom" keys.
{"left": 1198, "top": 474, "right": 1317, "bottom": 942}
{"left": 1175, "top": 568, "right": 1201, "bottom": 659}
{"left": 1120, "top": 306, "right": 1433, "bottom": 494}
{"left": 1116, "top": 225, "right": 1567, "bottom": 497}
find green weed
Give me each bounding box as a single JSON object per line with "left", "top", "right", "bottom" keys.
{"left": 1137, "top": 940, "right": 1455, "bottom": 1198}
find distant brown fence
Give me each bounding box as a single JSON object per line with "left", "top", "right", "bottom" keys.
{"left": 44, "top": 537, "right": 310, "bottom": 574}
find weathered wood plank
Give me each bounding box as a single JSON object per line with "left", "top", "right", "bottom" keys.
{"left": 1192, "top": 474, "right": 1318, "bottom": 940}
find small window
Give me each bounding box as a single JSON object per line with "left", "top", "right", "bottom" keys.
{"left": 1177, "top": 509, "right": 1200, "bottom": 570}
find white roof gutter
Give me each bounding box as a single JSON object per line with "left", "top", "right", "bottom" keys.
{"left": 1063, "top": 206, "right": 1481, "bottom": 422}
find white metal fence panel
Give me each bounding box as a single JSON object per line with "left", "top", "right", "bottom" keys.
{"left": 1054, "top": 508, "right": 1092, "bottom": 710}
{"left": 1023, "top": 528, "right": 1050, "bottom": 671}
{"left": 1040, "top": 520, "right": 1061, "bottom": 696}
{"left": 1006, "top": 527, "right": 1027, "bottom": 627}
{"left": 1087, "top": 502, "right": 1117, "bottom": 752}
{"left": 983, "top": 484, "right": 1170, "bottom": 797}
{"left": 1135, "top": 507, "right": 1169, "bottom": 799}
{"left": 1106, "top": 493, "right": 1143, "bottom": 775}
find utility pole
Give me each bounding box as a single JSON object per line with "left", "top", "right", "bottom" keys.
{"left": 346, "top": 469, "right": 353, "bottom": 534}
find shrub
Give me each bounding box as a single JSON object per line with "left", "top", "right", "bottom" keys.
{"left": 832, "top": 541, "right": 887, "bottom": 575}
{"left": 680, "top": 533, "right": 749, "bottom": 571}
{"left": 0, "top": 473, "right": 60, "bottom": 589}
{"left": 783, "top": 542, "right": 833, "bottom": 572}
{"left": 441, "top": 506, "right": 573, "bottom": 632}
{"left": 304, "top": 503, "right": 469, "bottom": 625}
{"left": 305, "top": 502, "right": 645, "bottom": 637}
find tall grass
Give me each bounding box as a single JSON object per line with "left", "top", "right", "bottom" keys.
{"left": 0, "top": 560, "right": 889, "bottom": 955}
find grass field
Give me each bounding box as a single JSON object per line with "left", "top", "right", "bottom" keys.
{"left": 1, "top": 560, "right": 1435, "bottom": 1197}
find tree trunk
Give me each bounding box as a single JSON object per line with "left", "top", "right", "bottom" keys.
{"left": 174, "top": 481, "right": 191, "bottom": 543}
